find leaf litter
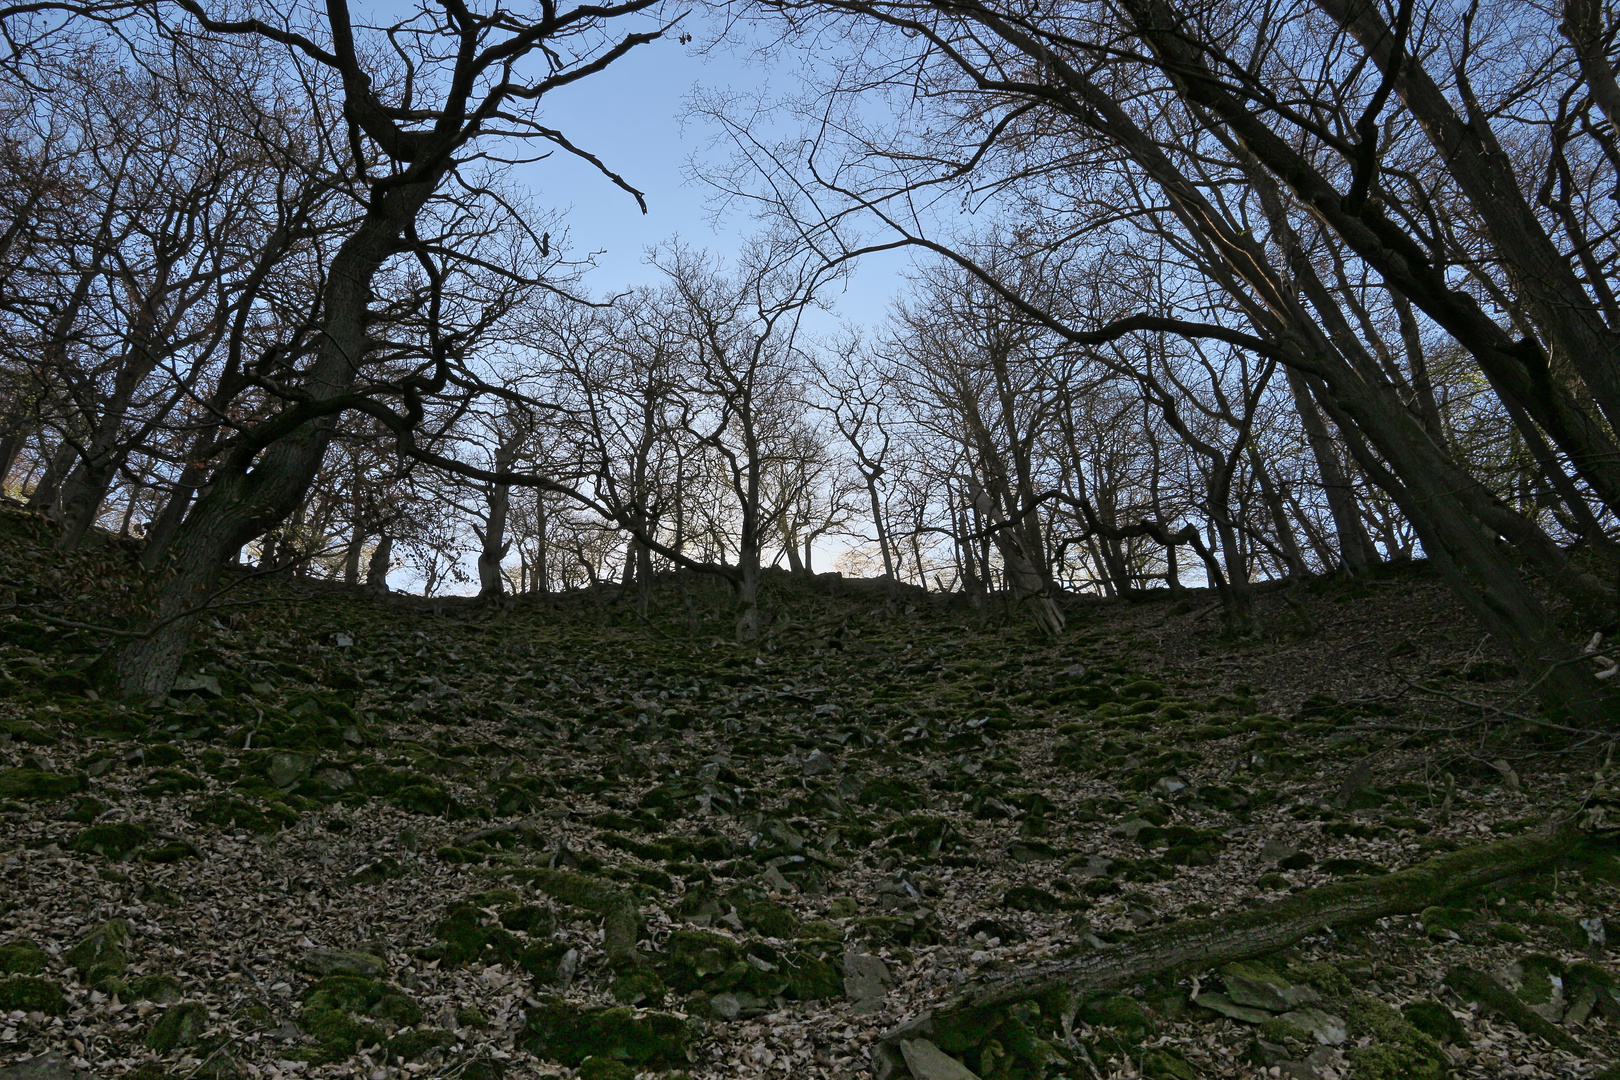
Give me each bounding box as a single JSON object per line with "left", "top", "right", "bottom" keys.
{"left": 0, "top": 511, "right": 1617, "bottom": 1080}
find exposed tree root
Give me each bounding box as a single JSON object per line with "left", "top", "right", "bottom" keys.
{"left": 873, "top": 824, "right": 1586, "bottom": 1078}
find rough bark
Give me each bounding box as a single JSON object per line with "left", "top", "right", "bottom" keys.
{"left": 871, "top": 825, "right": 1584, "bottom": 1079}
{"left": 111, "top": 175, "right": 437, "bottom": 694}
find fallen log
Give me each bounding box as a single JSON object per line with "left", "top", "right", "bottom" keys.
{"left": 873, "top": 824, "right": 1586, "bottom": 1079}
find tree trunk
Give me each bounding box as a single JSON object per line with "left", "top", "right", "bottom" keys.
{"left": 111, "top": 175, "right": 439, "bottom": 695}
{"left": 870, "top": 826, "right": 1583, "bottom": 1080}
{"left": 478, "top": 479, "right": 512, "bottom": 597}
{"left": 971, "top": 480, "right": 1064, "bottom": 635}
{"left": 1249, "top": 446, "right": 1310, "bottom": 578}
{"left": 734, "top": 555, "right": 761, "bottom": 640}
{"left": 366, "top": 535, "right": 392, "bottom": 592}
{"left": 343, "top": 529, "right": 366, "bottom": 586}
{"left": 25, "top": 438, "right": 77, "bottom": 517}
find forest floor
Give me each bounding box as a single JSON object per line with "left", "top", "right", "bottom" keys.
{"left": 0, "top": 505, "right": 1617, "bottom": 1080}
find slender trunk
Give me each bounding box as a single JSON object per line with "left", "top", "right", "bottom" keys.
{"left": 343, "top": 528, "right": 365, "bottom": 586}
{"left": 478, "top": 480, "right": 512, "bottom": 597}
{"left": 26, "top": 438, "right": 77, "bottom": 516}
{"left": 1249, "top": 446, "right": 1310, "bottom": 578}
{"left": 866, "top": 475, "right": 896, "bottom": 587}
{"left": 366, "top": 535, "right": 392, "bottom": 592}
{"left": 734, "top": 554, "right": 761, "bottom": 640}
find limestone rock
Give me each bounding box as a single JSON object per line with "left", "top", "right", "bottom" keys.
{"left": 1278, "top": 1007, "right": 1347, "bottom": 1045}
{"left": 1193, "top": 991, "right": 1273, "bottom": 1024}
{"left": 900, "top": 1038, "right": 980, "bottom": 1080}
{"left": 844, "top": 951, "right": 891, "bottom": 1015}
{"left": 0, "top": 1052, "right": 93, "bottom": 1079}
{"left": 299, "top": 947, "right": 388, "bottom": 978}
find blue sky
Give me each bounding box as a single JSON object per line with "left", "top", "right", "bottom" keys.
{"left": 512, "top": 21, "right": 909, "bottom": 328}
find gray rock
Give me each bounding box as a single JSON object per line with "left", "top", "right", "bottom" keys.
{"left": 1111, "top": 817, "right": 1155, "bottom": 838}
{"left": 1224, "top": 970, "right": 1317, "bottom": 1012}
{"left": 1280, "top": 1047, "right": 1345, "bottom": 1079}
{"left": 1252, "top": 1039, "right": 1292, "bottom": 1066}
{"left": 266, "top": 752, "right": 316, "bottom": 790}
{"left": 1154, "top": 776, "right": 1187, "bottom": 796}
{"left": 762, "top": 865, "right": 797, "bottom": 894}
{"left": 803, "top": 750, "right": 837, "bottom": 776}
{"left": 1192, "top": 991, "right": 1273, "bottom": 1024}
{"left": 900, "top": 1039, "right": 981, "bottom": 1080}
{"left": 310, "top": 768, "right": 355, "bottom": 794}
{"left": 0, "top": 1053, "right": 92, "bottom": 1079}
{"left": 1260, "top": 837, "right": 1298, "bottom": 865}
{"left": 298, "top": 947, "right": 387, "bottom": 978}
{"left": 844, "top": 951, "right": 891, "bottom": 1015}
{"left": 555, "top": 948, "right": 578, "bottom": 989}
{"left": 1061, "top": 664, "right": 1087, "bottom": 679}
{"left": 1279, "top": 1007, "right": 1347, "bottom": 1046}
{"left": 172, "top": 674, "right": 223, "bottom": 698}
{"left": 710, "top": 990, "right": 767, "bottom": 1021}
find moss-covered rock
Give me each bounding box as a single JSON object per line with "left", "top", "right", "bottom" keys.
{"left": 0, "top": 941, "right": 47, "bottom": 975}
{"left": 146, "top": 1001, "right": 209, "bottom": 1052}
{"left": 521, "top": 998, "right": 693, "bottom": 1068}
{"left": 609, "top": 967, "right": 666, "bottom": 1007}
{"left": 0, "top": 768, "right": 84, "bottom": 799}
{"left": 785, "top": 951, "right": 841, "bottom": 1000}
{"left": 1401, "top": 1000, "right": 1468, "bottom": 1045}
{"left": 190, "top": 795, "right": 295, "bottom": 833}
{"left": 1344, "top": 993, "right": 1448, "bottom": 1080}
{"left": 659, "top": 930, "right": 741, "bottom": 992}
{"left": 297, "top": 975, "right": 421, "bottom": 1064}
{"left": 577, "top": 1057, "right": 636, "bottom": 1080}
{"left": 66, "top": 919, "right": 131, "bottom": 985}
{"left": 68, "top": 822, "right": 149, "bottom": 859}
{"left": 0, "top": 975, "right": 67, "bottom": 1014}
{"left": 132, "top": 973, "right": 185, "bottom": 1003}
{"left": 386, "top": 1028, "right": 454, "bottom": 1063}
{"left": 1079, "top": 994, "right": 1154, "bottom": 1037}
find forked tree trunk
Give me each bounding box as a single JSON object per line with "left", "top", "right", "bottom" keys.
{"left": 111, "top": 177, "right": 439, "bottom": 695}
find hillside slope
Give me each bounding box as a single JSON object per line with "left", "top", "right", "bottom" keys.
{"left": 0, "top": 508, "right": 1616, "bottom": 1080}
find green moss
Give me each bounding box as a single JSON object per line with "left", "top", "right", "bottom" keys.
{"left": 1419, "top": 905, "right": 1478, "bottom": 941}
{"left": 143, "top": 840, "right": 200, "bottom": 863}
{"left": 144, "top": 768, "right": 206, "bottom": 796}
{"left": 1345, "top": 993, "right": 1448, "bottom": 1080}
{"left": 1401, "top": 1000, "right": 1468, "bottom": 1045}
{"left": 66, "top": 920, "right": 131, "bottom": 985}
{"left": 577, "top": 1058, "right": 636, "bottom": 1080}
{"left": 609, "top": 967, "right": 666, "bottom": 1006}
{"left": 146, "top": 1001, "right": 209, "bottom": 1052}
{"left": 1443, "top": 965, "right": 1580, "bottom": 1052}
{"left": 1079, "top": 994, "right": 1154, "bottom": 1037}
{"left": 0, "top": 976, "right": 67, "bottom": 1014}
{"left": 785, "top": 952, "right": 841, "bottom": 1000}
{"left": 0, "top": 768, "right": 83, "bottom": 799}
{"left": 1258, "top": 1016, "right": 1312, "bottom": 1043}
{"left": 0, "top": 941, "right": 47, "bottom": 975}
{"left": 1284, "top": 960, "right": 1352, "bottom": 998}
{"left": 391, "top": 783, "right": 453, "bottom": 815}
{"left": 69, "top": 822, "right": 149, "bottom": 859}
{"left": 132, "top": 974, "right": 185, "bottom": 1003}
{"left": 1141, "top": 1048, "right": 1197, "bottom": 1080}
{"left": 386, "top": 1028, "right": 454, "bottom": 1062}
{"left": 659, "top": 930, "right": 741, "bottom": 992}
{"left": 521, "top": 998, "right": 693, "bottom": 1067}
{"left": 721, "top": 887, "right": 798, "bottom": 938}
{"left": 302, "top": 975, "right": 422, "bottom": 1027}
{"left": 190, "top": 795, "right": 296, "bottom": 833}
